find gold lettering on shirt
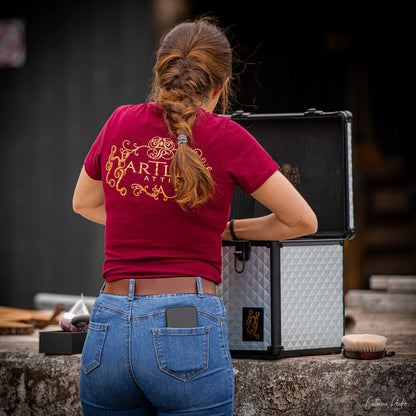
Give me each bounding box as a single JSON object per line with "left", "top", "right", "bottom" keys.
{"left": 125, "top": 160, "right": 136, "bottom": 173}
{"left": 105, "top": 137, "right": 211, "bottom": 201}
{"left": 138, "top": 162, "right": 150, "bottom": 175}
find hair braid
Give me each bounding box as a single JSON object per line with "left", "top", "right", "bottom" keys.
{"left": 150, "top": 18, "right": 233, "bottom": 209}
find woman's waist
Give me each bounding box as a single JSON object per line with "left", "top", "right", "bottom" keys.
{"left": 103, "top": 276, "right": 217, "bottom": 296}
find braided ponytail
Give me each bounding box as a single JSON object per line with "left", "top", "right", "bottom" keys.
{"left": 150, "top": 18, "right": 233, "bottom": 209}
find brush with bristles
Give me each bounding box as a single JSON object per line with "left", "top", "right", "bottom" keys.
{"left": 341, "top": 334, "right": 395, "bottom": 359}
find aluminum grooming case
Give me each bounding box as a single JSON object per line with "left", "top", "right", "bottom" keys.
{"left": 218, "top": 109, "right": 354, "bottom": 358}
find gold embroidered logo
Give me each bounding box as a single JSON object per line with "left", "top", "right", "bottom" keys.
{"left": 242, "top": 307, "right": 264, "bottom": 342}
{"left": 246, "top": 309, "right": 260, "bottom": 339}
{"left": 105, "top": 137, "right": 211, "bottom": 201}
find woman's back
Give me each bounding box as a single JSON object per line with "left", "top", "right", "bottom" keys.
{"left": 85, "top": 102, "right": 279, "bottom": 282}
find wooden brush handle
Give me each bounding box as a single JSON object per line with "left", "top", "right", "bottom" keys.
{"left": 344, "top": 349, "right": 386, "bottom": 360}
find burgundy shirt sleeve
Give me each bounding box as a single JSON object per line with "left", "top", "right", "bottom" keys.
{"left": 84, "top": 107, "right": 125, "bottom": 180}
{"left": 84, "top": 135, "right": 103, "bottom": 180}
{"left": 222, "top": 118, "right": 279, "bottom": 194}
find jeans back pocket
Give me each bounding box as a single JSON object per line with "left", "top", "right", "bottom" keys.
{"left": 81, "top": 321, "right": 108, "bottom": 374}
{"left": 152, "top": 327, "right": 210, "bottom": 382}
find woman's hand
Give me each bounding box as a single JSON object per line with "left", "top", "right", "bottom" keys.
{"left": 221, "top": 221, "right": 233, "bottom": 240}
{"left": 222, "top": 170, "right": 317, "bottom": 241}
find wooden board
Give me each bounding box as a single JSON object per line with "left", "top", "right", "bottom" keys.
{"left": 0, "top": 305, "right": 63, "bottom": 335}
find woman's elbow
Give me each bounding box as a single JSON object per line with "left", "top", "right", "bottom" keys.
{"left": 72, "top": 192, "right": 90, "bottom": 216}
{"left": 72, "top": 196, "right": 84, "bottom": 215}
{"left": 299, "top": 211, "right": 318, "bottom": 235}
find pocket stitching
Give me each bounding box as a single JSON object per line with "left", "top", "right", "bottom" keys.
{"left": 197, "top": 310, "right": 221, "bottom": 325}
{"left": 81, "top": 322, "right": 108, "bottom": 375}
{"left": 152, "top": 327, "right": 210, "bottom": 382}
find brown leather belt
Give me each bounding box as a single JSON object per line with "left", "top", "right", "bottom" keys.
{"left": 103, "top": 277, "right": 217, "bottom": 296}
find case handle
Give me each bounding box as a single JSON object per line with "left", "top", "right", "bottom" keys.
{"left": 231, "top": 110, "right": 251, "bottom": 118}
{"left": 233, "top": 241, "right": 251, "bottom": 274}
{"left": 304, "top": 108, "right": 323, "bottom": 115}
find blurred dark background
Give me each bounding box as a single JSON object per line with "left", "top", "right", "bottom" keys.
{"left": 1, "top": 0, "right": 415, "bottom": 309}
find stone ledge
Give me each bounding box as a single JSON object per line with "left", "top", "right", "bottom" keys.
{"left": 233, "top": 355, "right": 415, "bottom": 415}
{"left": 0, "top": 350, "right": 81, "bottom": 416}
{"left": 1, "top": 310, "right": 415, "bottom": 416}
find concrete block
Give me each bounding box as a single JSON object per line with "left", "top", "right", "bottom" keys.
{"left": 369, "top": 275, "right": 416, "bottom": 293}
{"left": 346, "top": 290, "right": 416, "bottom": 313}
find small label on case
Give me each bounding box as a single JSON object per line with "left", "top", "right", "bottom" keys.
{"left": 242, "top": 307, "right": 264, "bottom": 342}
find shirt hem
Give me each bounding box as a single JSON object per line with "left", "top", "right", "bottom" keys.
{"left": 103, "top": 273, "right": 221, "bottom": 285}
{"left": 244, "top": 163, "right": 280, "bottom": 194}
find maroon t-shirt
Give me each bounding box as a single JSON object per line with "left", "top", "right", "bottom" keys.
{"left": 84, "top": 103, "right": 279, "bottom": 283}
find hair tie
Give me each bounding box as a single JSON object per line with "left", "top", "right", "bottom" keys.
{"left": 177, "top": 134, "right": 188, "bottom": 145}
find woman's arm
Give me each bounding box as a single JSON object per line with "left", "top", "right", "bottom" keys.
{"left": 72, "top": 166, "right": 106, "bottom": 225}
{"left": 222, "top": 170, "right": 318, "bottom": 241}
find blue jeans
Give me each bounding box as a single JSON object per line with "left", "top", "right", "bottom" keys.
{"left": 80, "top": 278, "right": 234, "bottom": 415}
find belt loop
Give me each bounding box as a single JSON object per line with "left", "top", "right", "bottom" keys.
{"left": 196, "top": 276, "right": 204, "bottom": 298}
{"left": 128, "top": 279, "right": 136, "bottom": 300}
{"left": 99, "top": 280, "right": 106, "bottom": 295}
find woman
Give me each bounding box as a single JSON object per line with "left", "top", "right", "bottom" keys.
{"left": 73, "top": 17, "right": 317, "bottom": 416}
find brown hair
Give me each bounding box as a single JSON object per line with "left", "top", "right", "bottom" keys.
{"left": 150, "top": 17, "right": 233, "bottom": 209}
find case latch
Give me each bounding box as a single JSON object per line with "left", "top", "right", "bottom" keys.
{"left": 233, "top": 240, "right": 251, "bottom": 273}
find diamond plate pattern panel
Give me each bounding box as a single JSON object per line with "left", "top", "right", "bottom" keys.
{"left": 218, "top": 246, "right": 272, "bottom": 351}
{"left": 280, "top": 243, "right": 344, "bottom": 351}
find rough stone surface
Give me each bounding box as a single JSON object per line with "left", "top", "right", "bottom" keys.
{"left": 1, "top": 310, "right": 415, "bottom": 416}
{"left": 233, "top": 356, "right": 416, "bottom": 415}
{"left": 0, "top": 349, "right": 82, "bottom": 416}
